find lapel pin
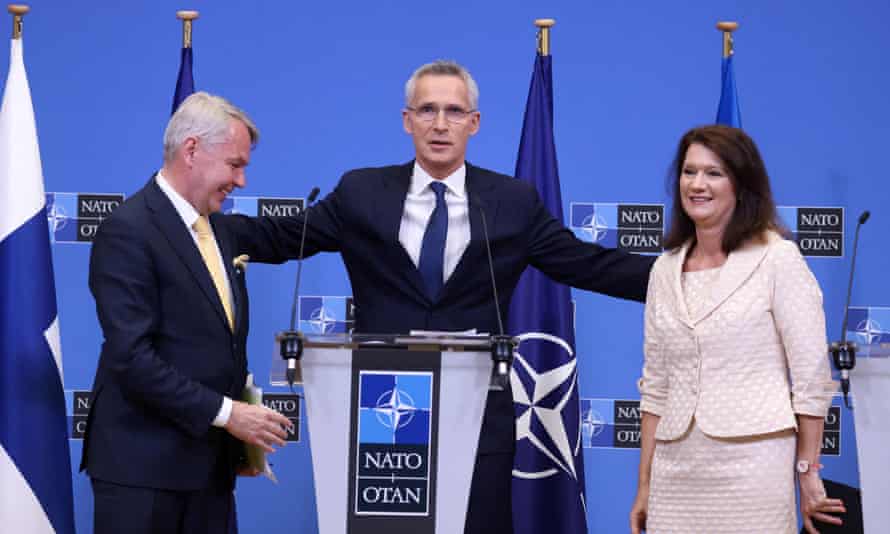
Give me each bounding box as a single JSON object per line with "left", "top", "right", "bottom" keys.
{"left": 233, "top": 254, "right": 250, "bottom": 272}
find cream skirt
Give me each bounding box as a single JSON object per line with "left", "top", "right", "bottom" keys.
{"left": 647, "top": 420, "right": 797, "bottom": 534}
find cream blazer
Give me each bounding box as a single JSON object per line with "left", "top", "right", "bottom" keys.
{"left": 638, "top": 231, "right": 837, "bottom": 441}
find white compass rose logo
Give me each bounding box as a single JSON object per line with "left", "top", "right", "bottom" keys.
{"left": 308, "top": 306, "right": 337, "bottom": 333}
{"left": 46, "top": 200, "right": 69, "bottom": 233}
{"left": 511, "top": 332, "right": 581, "bottom": 481}
{"left": 580, "top": 212, "right": 609, "bottom": 243}
{"left": 374, "top": 388, "right": 417, "bottom": 430}
{"left": 856, "top": 318, "right": 884, "bottom": 345}
{"left": 580, "top": 406, "right": 605, "bottom": 447}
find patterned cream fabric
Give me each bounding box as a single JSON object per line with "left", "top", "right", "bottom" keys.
{"left": 647, "top": 421, "right": 798, "bottom": 533}
{"left": 638, "top": 230, "right": 837, "bottom": 441}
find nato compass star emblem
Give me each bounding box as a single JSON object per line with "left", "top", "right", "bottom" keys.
{"left": 308, "top": 306, "right": 337, "bottom": 333}
{"left": 580, "top": 212, "right": 609, "bottom": 243}
{"left": 856, "top": 318, "right": 884, "bottom": 345}
{"left": 374, "top": 388, "right": 417, "bottom": 431}
{"left": 581, "top": 406, "right": 605, "bottom": 448}
{"left": 511, "top": 332, "right": 582, "bottom": 482}
{"left": 46, "top": 199, "right": 69, "bottom": 233}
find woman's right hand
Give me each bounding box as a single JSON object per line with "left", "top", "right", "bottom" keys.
{"left": 799, "top": 472, "right": 845, "bottom": 533}
{"left": 630, "top": 486, "right": 649, "bottom": 534}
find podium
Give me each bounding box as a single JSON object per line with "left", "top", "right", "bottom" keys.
{"left": 278, "top": 333, "right": 493, "bottom": 534}
{"left": 850, "top": 342, "right": 890, "bottom": 534}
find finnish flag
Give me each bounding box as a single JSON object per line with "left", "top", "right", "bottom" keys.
{"left": 0, "top": 36, "right": 76, "bottom": 534}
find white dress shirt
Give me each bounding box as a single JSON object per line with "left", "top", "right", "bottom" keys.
{"left": 155, "top": 172, "right": 233, "bottom": 427}
{"left": 398, "top": 162, "right": 471, "bottom": 283}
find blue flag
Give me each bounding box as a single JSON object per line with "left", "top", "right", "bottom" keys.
{"left": 0, "top": 37, "right": 76, "bottom": 534}
{"left": 508, "top": 54, "right": 588, "bottom": 534}
{"left": 716, "top": 54, "right": 741, "bottom": 127}
{"left": 172, "top": 46, "right": 194, "bottom": 114}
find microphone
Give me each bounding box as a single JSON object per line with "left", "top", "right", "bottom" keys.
{"left": 469, "top": 194, "right": 517, "bottom": 392}
{"left": 279, "top": 186, "right": 321, "bottom": 388}
{"left": 830, "top": 209, "right": 870, "bottom": 408}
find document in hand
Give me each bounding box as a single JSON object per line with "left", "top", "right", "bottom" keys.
{"left": 242, "top": 374, "right": 278, "bottom": 483}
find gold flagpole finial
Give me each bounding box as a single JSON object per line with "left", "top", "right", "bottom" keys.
{"left": 8, "top": 4, "right": 29, "bottom": 40}
{"left": 716, "top": 21, "right": 739, "bottom": 58}
{"left": 176, "top": 10, "right": 199, "bottom": 49}
{"left": 535, "top": 18, "right": 555, "bottom": 57}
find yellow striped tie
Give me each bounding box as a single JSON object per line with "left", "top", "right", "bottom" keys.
{"left": 193, "top": 216, "right": 234, "bottom": 330}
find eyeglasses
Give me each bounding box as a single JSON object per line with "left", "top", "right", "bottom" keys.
{"left": 406, "top": 104, "right": 477, "bottom": 124}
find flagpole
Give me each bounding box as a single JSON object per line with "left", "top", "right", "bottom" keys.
{"left": 717, "top": 21, "right": 738, "bottom": 58}
{"left": 8, "top": 4, "right": 29, "bottom": 40}
{"left": 535, "top": 18, "right": 555, "bottom": 56}
{"left": 172, "top": 10, "right": 198, "bottom": 113}
{"left": 176, "top": 9, "right": 199, "bottom": 48}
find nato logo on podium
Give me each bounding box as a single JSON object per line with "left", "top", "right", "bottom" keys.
{"left": 354, "top": 371, "right": 433, "bottom": 516}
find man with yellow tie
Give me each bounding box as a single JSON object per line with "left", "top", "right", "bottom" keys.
{"left": 82, "top": 92, "right": 291, "bottom": 534}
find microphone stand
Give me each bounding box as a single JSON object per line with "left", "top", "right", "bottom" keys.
{"left": 474, "top": 196, "right": 518, "bottom": 391}
{"left": 829, "top": 210, "right": 870, "bottom": 409}
{"left": 278, "top": 187, "right": 320, "bottom": 389}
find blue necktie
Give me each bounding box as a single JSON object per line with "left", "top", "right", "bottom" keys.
{"left": 418, "top": 181, "right": 448, "bottom": 299}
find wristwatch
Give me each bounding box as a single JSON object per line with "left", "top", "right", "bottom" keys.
{"left": 796, "top": 460, "right": 822, "bottom": 474}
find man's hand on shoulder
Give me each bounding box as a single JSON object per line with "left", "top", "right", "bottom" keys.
{"left": 225, "top": 400, "right": 292, "bottom": 453}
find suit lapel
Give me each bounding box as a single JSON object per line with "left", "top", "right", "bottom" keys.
{"left": 381, "top": 162, "right": 431, "bottom": 304}
{"left": 666, "top": 242, "right": 694, "bottom": 328}
{"left": 143, "top": 177, "right": 232, "bottom": 332}
{"left": 672, "top": 235, "right": 773, "bottom": 326}
{"left": 693, "top": 236, "right": 771, "bottom": 324}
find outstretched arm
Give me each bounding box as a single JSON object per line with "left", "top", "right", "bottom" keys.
{"left": 223, "top": 184, "right": 345, "bottom": 264}
{"left": 525, "top": 190, "right": 655, "bottom": 302}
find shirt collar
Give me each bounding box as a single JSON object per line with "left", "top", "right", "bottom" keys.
{"left": 410, "top": 162, "right": 466, "bottom": 198}
{"left": 156, "top": 170, "right": 201, "bottom": 230}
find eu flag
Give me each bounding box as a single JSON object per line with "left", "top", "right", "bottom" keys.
{"left": 0, "top": 37, "right": 76, "bottom": 534}
{"left": 716, "top": 53, "right": 741, "bottom": 127}
{"left": 508, "top": 54, "right": 588, "bottom": 534}
{"left": 171, "top": 45, "right": 194, "bottom": 114}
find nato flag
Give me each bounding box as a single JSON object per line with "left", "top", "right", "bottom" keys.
{"left": 508, "top": 54, "right": 588, "bottom": 534}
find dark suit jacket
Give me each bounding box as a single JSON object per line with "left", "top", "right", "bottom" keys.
{"left": 226, "top": 161, "right": 654, "bottom": 454}
{"left": 81, "top": 177, "right": 249, "bottom": 492}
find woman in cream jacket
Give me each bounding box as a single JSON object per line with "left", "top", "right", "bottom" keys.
{"left": 630, "top": 126, "right": 845, "bottom": 534}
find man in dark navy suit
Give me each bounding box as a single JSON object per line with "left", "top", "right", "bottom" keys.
{"left": 227, "top": 60, "right": 655, "bottom": 534}
{"left": 82, "top": 92, "right": 291, "bottom": 534}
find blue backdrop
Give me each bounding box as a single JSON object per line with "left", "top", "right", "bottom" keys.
{"left": 5, "top": 1, "right": 888, "bottom": 532}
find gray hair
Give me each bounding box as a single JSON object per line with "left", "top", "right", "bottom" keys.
{"left": 404, "top": 60, "right": 479, "bottom": 110}
{"left": 163, "top": 92, "right": 259, "bottom": 162}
